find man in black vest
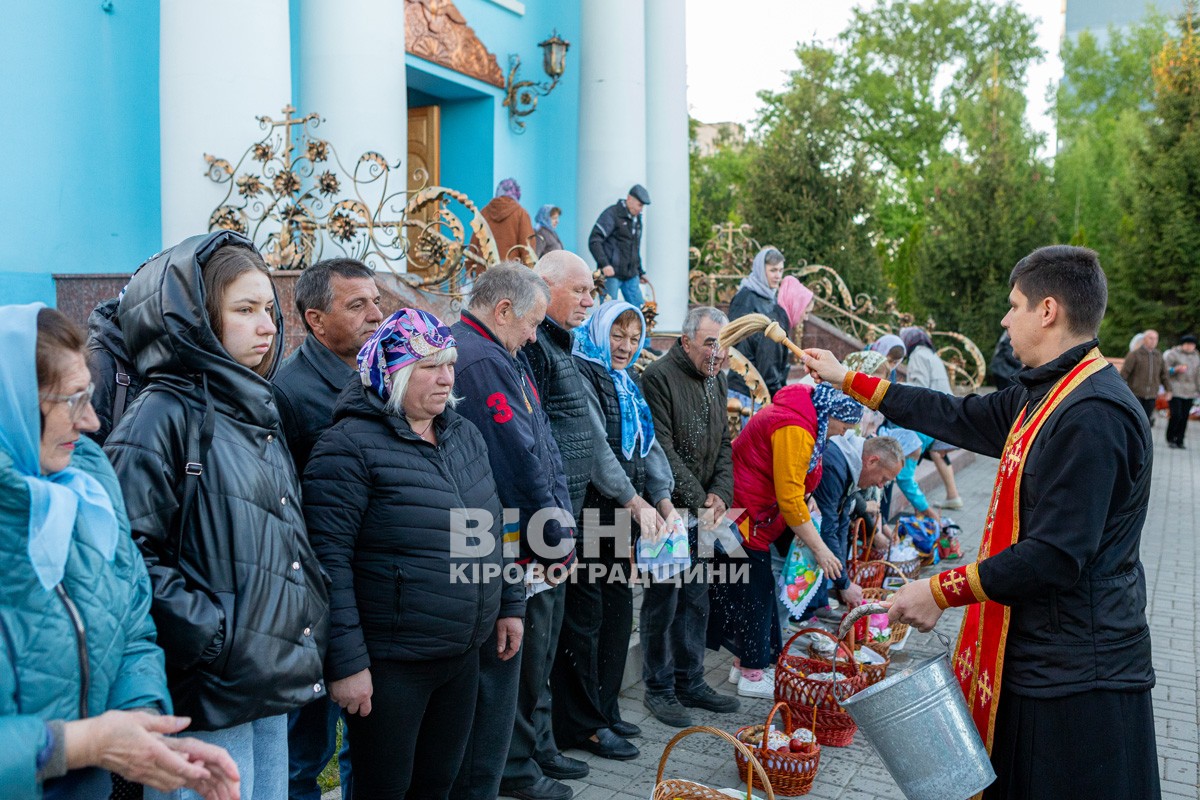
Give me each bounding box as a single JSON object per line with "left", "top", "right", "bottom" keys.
{"left": 274, "top": 258, "right": 383, "bottom": 800}
{"left": 492, "top": 251, "right": 596, "bottom": 795}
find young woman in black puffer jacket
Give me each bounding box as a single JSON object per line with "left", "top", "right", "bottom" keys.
{"left": 105, "top": 231, "right": 329, "bottom": 798}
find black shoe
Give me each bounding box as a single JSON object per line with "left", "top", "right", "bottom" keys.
{"left": 609, "top": 720, "right": 642, "bottom": 738}
{"left": 538, "top": 753, "right": 589, "bottom": 781}
{"left": 643, "top": 693, "right": 693, "bottom": 727}
{"left": 577, "top": 728, "right": 640, "bottom": 760}
{"left": 677, "top": 683, "right": 741, "bottom": 713}
{"left": 500, "top": 776, "right": 574, "bottom": 800}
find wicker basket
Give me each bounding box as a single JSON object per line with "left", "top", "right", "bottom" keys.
{"left": 846, "top": 519, "right": 887, "bottom": 589}
{"left": 734, "top": 702, "right": 821, "bottom": 797}
{"left": 653, "top": 726, "right": 775, "bottom": 800}
{"left": 775, "top": 628, "right": 867, "bottom": 747}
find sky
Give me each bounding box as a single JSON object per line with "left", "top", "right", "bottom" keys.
{"left": 685, "top": 0, "right": 1065, "bottom": 147}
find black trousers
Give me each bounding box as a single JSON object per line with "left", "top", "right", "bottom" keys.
{"left": 985, "top": 688, "right": 1160, "bottom": 800}
{"left": 641, "top": 525, "right": 710, "bottom": 696}
{"left": 1167, "top": 396, "right": 1192, "bottom": 444}
{"left": 1137, "top": 396, "right": 1157, "bottom": 425}
{"left": 344, "top": 651, "right": 479, "bottom": 800}
{"left": 551, "top": 535, "right": 633, "bottom": 747}
{"left": 501, "top": 585, "right": 566, "bottom": 789}
{"left": 453, "top": 624, "right": 522, "bottom": 800}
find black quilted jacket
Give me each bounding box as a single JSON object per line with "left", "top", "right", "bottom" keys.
{"left": 105, "top": 231, "right": 329, "bottom": 731}
{"left": 303, "top": 382, "right": 513, "bottom": 680}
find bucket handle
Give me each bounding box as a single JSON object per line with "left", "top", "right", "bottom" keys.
{"left": 838, "top": 602, "right": 951, "bottom": 651}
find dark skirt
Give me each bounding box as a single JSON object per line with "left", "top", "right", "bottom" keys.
{"left": 705, "top": 547, "right": 781, "bottom": 670}
{"left": 984, "top": 687, "right": 1160, "bottom": 800}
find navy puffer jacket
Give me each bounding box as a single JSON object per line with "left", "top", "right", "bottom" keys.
{"left": 303, "top": 382, "right": 510, "bottom": 680}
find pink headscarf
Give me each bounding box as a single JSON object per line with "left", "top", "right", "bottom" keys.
{"left": 777, "top": 276, "right": 814, "bottom": 329}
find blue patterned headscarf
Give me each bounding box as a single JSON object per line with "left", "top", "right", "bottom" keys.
{"left": 0, "top": 303, "right": 118, "bottom": 590}
{"left": 809, "top": 382, "right": 864, "bottom": 472}
{"left": 535, "top": 204, "right": 558, "bottom": 230}
{"left": 495, "top": 178, "right": 522, "bottom": 200}
{"left": 357, "top": 308, "right": 456, "bottom": 402}
{"left": 572, "top": 301, "right": 656, "bottom": 459}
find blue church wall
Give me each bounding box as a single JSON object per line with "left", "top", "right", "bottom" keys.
{"left": 0, "top": 2, "right": 161, "bottom": 305}
{"left": 1, "top": 0, "right": 581, "bottom": 309}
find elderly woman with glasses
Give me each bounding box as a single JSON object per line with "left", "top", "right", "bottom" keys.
{"left": 303, "top": 308, "right": 510, "bottom": 800}
{"left": 0, "top": 305, "right": 238, "bottom": 800}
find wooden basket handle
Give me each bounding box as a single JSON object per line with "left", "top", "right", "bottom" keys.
{"left": 656, "top": 725, "right": 776, "bottom": 800}
{"left": 864, "top": 560, "right": 912, "bottom": 584}
{"left": 783, "top": 626, "right": 858, "bottom": 675}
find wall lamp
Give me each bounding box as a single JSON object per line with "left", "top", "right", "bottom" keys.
{"left": 503, "top": 31, "right": 570, "bottom": 133}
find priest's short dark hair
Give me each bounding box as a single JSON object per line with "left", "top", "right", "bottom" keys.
{"left": 1009, "top": 245, "right": 1107, "bottom": 337}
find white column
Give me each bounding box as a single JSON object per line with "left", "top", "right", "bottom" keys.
{"left": 160, "top": 0, "right": 291, "bottom": 246}
{"left": 296, "top": 0, "right": 408, "bottom": 184}
{"left": 576, "top": 0, "right": 647, "bottom": 268}
{"left": 644, "top": 0, "right": 689, "bottom": 331}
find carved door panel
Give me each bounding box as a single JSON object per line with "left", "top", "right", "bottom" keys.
{"left": 407, "top": 105, "right": 441, "bottom": 274}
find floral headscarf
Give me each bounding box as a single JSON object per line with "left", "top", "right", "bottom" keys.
{"left": 0, "top": 303, "right": 119, "bottom": 590}
{"left": 495, "top": 178, "right": 522, "bottom": 201}
{"left": 809, "top": 382, "right": 864, "bottom": 472}
{"left": 572, "top": 301, "right": 656, "bottom": 459}
{"left": 535, "top": 205, "right": 558, "bottom": 230}
{"left": 739, "top": 247, "right": 782, "bottom": 301}
{"left": 357, "top": 308, "right": 456, "bottom": 402}
{"left": 843, "top": 350, "right": 887, "bottom": 377}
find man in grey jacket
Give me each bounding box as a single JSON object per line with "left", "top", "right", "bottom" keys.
{"left": 638, "top": 306, "right": 740, "bottom": 727}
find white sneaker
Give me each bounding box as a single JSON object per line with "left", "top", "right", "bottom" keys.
{"left": 737, "top": 670, "right": 776, "bottom": 699}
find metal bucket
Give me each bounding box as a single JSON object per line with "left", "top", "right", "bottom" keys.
{"left": 837, "top": 605, "right": 996, "bottom": 800}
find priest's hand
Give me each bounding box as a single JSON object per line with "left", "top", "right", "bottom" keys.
{"left": 888, "top": 579, "right": 944, "bottom": 633}
{"left": 800, "top": 349, "right": 849, "bottom": 387}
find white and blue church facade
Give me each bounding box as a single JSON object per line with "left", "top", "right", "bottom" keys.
{"left": 2, "top": 0, "right": 690, "bottom": 329}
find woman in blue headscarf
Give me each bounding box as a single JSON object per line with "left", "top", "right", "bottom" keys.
{"left": 0, "top": 305, "right": 237, "bottom": 800}
{"left": 534, "top": 204, "right": 564, "bottom": 257}
{"left": 551, "top": 301, "right": 678, "bottom": 760}
{"left": 728, "top": 247, "right": 792, "bottom": 404}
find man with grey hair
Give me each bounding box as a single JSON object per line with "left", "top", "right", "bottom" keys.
{"left": 811, "top": 431, "right": 905, "bottom": 615}
{"left": 638, "top": 306, "right": 740, "bottom": 726}
{"left": 451, "top": 262, "right": 578, "bottom": 800}
{"left": 274, "top": 256, "right": 382, "bottom": 800}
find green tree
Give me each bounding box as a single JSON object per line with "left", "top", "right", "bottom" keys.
{"left": 688, "top": 118, "right": 752, "bottom": 252}
{"left": 1110, "top": 7, "right": 1200, "bottom": 348}
{"left": 740, "top": 45, "right": 883, "bottom": 294}
{"left": 1054, "top": 14, "right": 1168, "bottom": 262}
{"left": 914, "top": 70, "right": 1057, "bottom": 351}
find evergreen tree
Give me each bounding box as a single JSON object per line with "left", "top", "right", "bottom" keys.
{"left": 1111, "top": 5, "right": 1200, "bottom": 348}
{"left": 740, "top": 45, "right": 882, "bottom": 294}
{"left": 914, "top": 60, "right": 1056, "bottom": 352}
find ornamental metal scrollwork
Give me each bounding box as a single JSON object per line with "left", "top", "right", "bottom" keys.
{"left": 204, "top": 106, "right": 498, "bottom": 302}
{"left": 686, "top": 222, "right": 986, "bottom": 392}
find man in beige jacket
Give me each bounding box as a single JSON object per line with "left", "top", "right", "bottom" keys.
{"left": 1120, "top": 329, "right": 1170, "bottom": 425}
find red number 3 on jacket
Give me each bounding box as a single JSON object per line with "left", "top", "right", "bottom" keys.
{"left": 487, "top": 393, "right": 513, "bottom": 424}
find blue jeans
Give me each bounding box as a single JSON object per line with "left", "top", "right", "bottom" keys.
{"left": 603, "top": 275, "right": 645, "bottom": 307}
{"left": 144, "top": 715, "right": 288, "bottom": 800}
{"left": 288, "top": 695, "right": 352, "bottom": 799}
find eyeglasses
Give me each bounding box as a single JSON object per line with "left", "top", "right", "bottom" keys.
{"left": 41, "top": 382, "right": 95, "bottom": 423}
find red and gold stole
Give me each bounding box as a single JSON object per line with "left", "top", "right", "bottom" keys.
{"left": 843, "top": 350, "right": 1107, "bottom": 756}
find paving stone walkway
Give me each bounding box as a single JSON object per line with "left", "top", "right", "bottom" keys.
{"left": 555, "top": 436, "right": 1200, "bottom": 800}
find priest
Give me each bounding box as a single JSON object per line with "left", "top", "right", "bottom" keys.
{"left": 801, "top": 245, "right": 1160, "bottom": 800}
